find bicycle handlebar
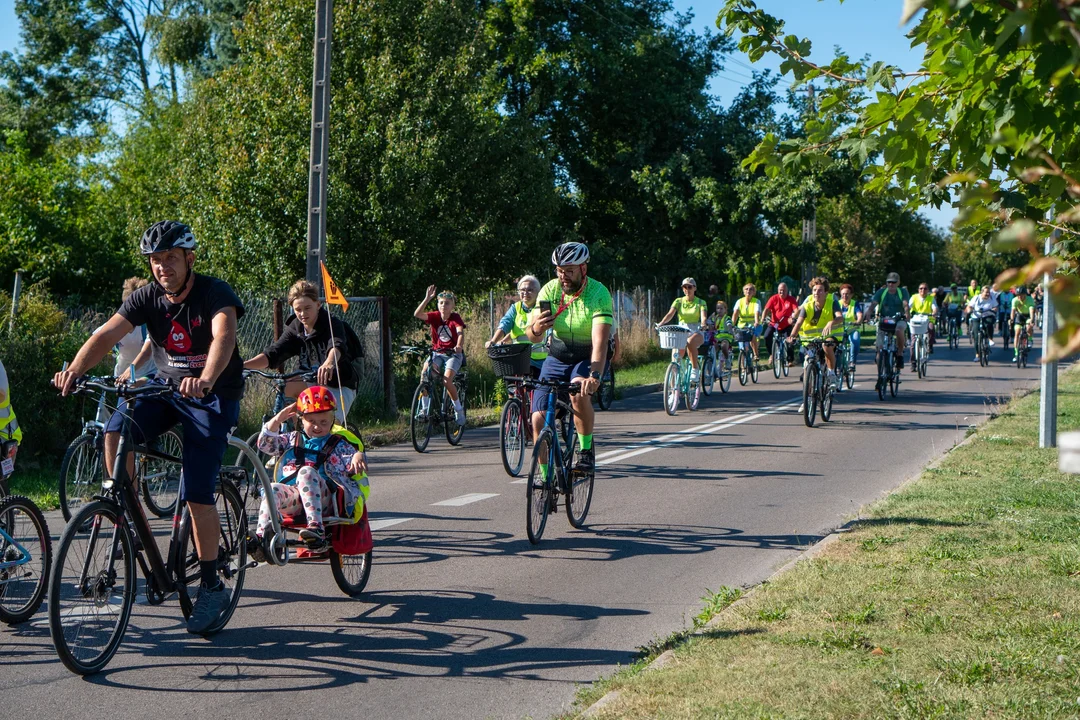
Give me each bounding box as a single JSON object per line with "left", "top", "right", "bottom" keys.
{"left": 69, "top": 376, "right": 178, "bottom": 400}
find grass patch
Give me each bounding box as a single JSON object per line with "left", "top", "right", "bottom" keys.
{"left": 568, "top": 371, "right": 1080, "bottom": 719}
{"left": 6, "top": 462, "right": 61, "bottom": 510}
{"left": 615, "top": 359, "right": 669, "bottom": 394}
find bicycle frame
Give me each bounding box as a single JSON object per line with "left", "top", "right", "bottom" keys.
{"left": 540, "top": 385, "right": 570, "bottom": 486}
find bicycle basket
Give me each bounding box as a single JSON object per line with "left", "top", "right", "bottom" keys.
{"left": 658, "top": 325, "right": 690, "bottom": 350}
{"left": 909, "top": 315, "right": 930, "bottom": 336}
{"left": 734, "top": 329, "right": 754, "bottom": 344}
{"left": 487, "top": 343, "right": 533, "bottom": 378}
{"left": 879, "top": 318, "right": 898, "bottom": 334}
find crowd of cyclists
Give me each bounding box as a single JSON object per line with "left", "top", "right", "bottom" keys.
{"left": 0, "top": 218, "right": 1045, "bottom": 670}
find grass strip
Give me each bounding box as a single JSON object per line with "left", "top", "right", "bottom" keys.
{"left": 568, "top": 370, "right": 1080, "bottom": 719}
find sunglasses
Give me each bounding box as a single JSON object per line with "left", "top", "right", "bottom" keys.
{"left": 887, "top": 281, "right": 898, "bottom": 284}
{"left": 682, "top": 285, "right": 694, "bottom": 289}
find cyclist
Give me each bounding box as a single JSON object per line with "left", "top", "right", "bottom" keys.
{"left": 836, "top": 284, "right": 863, "bottom": 383}
{"left": 412, "top": 285, "right": 467, "bottom": 426}
{"left": 1033, "top": 284, "right": 1044, "bottom": 326}
{"left": 997, "top": 285, "right": 1015, "bottom": 346}
{"left": 245, "top": 279, "right": 361, "bottom": 423}
{"left": 943, "top": 283, "right": 965, "bottom": 340}
{"left": 762, "top": 281, "right": 798, "bottom": 368}
{"left": 964, "top": 285, "right": 999, "bottom": 361}
{"left": 1010, "top": 286, "right": 1036, "bottom": 363}
{"left": 789, "top": 276, "right": 844, "bottom": 408}
{"left": 866, "top": 271, "right": 910, "bottom": 380}
{"left": 486, "top": 275, "right": 547, "bottom": 377}
{"left": 965, "top": 279, "right": 979, "bottom": 337}
{"left": 0, "top": 358, "right": 21, "bottom": 463}
{"left": 526, "top": 241, "right": 612, "bottom": 476}
{"left": 732, "top": 283, "right": 762, "bottom": 364}
{"left": 53, "top": 220, "right": 246, "bottom": 634}
{"left": 657, "top": 278, "right": 707, "bottom": 383}
{"left": 909, "top": 282, "right": 938, "bottom": 363}
{"left": 708, "top": 301, "right": 735, "bottom": 372}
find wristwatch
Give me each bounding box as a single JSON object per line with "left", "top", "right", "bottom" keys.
{"left": 588, "top": 370, "right": 602, "bottom": 380}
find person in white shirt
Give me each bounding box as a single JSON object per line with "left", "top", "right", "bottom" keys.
{"left": 965, "top": 286, "right": 999, "bottom": 361}
{"left": 103, "top": 277, "right": 157, "bottom": 380}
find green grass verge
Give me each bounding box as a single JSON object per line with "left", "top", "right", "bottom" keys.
{"left": 566, "top": 372, "right": 1079, "bottom": 719}
{"left": 6, "top": 462, "right": 61, "bottom": 511}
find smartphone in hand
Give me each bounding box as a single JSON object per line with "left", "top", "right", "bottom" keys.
{"left": 539, "top": 300, "right": 553, "bottom": 315}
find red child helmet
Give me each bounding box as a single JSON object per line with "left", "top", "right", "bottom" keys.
{"left": 296, "top": 386, "right": 337, "bottom": 415}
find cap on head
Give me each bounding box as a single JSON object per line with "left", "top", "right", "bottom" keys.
{"left": 681, "top": 277, "right": 696, "bottom": 288}
{"left": 140, "top": 220, "right": 196, "bottom": 256}
{"left": 296, "top": 386, "right": 336, "bottom": 415}
{"left": 886, "top": 272, "right": 900, "bottom": 283}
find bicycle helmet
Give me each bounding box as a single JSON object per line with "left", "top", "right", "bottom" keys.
{"left": 551, "top": 242, "right": 590, "bottom": 266}
{"left": 140, "top": 220, "right": 196, "bottom": 255}
{"left": 296, "top": 386, "right": 337, "bottom": 415}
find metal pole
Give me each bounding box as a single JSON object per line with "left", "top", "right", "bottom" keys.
{"left": 305, "top": 0, "right": 333, "bottom": 287}
{"left": 1040, "top": 233, "right": 1059, "bottom": 448}
{"left": 381, "top": 295, "right": 393, "bottom": 414}
{"left": 8, "top": 270, "right": 22, "bottom": 332}
{"left": 489, "top": 289, "right": 494, "bottom": 338}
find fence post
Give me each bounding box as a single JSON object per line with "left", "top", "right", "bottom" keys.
{"left": 381, "top": 295, "right": 394, "bottom": 414}
{"left": 647, "top": 289, "right": 652, "bottom": 324}
{"left": 8, "top": 270, "right": 23, "bottom": 332}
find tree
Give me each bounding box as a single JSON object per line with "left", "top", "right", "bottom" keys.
{"left": 718, "top": 0, "right": 1080, "bottom": 356}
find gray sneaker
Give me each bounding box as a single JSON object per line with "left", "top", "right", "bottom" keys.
{"left": 186, "top": 582, "right": 231, "bottom": 634}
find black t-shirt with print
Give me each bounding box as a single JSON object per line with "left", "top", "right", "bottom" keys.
{"left": 261, "top": 309, "right": 358, "bottom": 390}
{"left": 118, "top": 274, "right": 247, "bottom": 400}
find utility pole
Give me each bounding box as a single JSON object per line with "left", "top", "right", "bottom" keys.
{"left": 305, "top": 0, "right": 333, "bottom": 287}
{"left": 1040, "top": 231, "right": 1059, "bottom": 448}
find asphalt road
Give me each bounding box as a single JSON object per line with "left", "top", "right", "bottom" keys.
{"left": 1, "top": 330, "right": 1050, "bottom": 719}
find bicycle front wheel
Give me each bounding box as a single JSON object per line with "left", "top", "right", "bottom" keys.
{"left": 802, "top": 364, "right": 817, "bottom": 428}
{"left": 0, "top": 495, "right": 51, "bottom": 624}
{"left": 662, "top": 363, "right": 680, "bottom": 416}
{"left": 49, "top": 500, "right": 135, "bottom": 676}
{"left": 749, "top": 349, "right": 759, "bottom": 383}
{"left": 718, "top": 361, "right": 731, "bottom": 393}
{"left": 821, "top": 376, "right": 834, "bottom": 423}
{"left": 526, "top": 428, "right": 555, "bottom": 544}
{"left": 59, "top": 432, "right": 105, "bottom": 523}
{"left": 598, "top": 368, "right": 615, "bottom": 410}
{"left": 565, "top": 453, "right": 594, "bottom": 529}
{"left": 686, "top": 367, "right": 701, "bottom": 411}
{"left": 499, "top": 398, "right": 526, "bottom": 477}
{"left": 445, "top": 379, "right": 466, "bottom": 446}
{"left": 141, "top": 428, "right": 183, "bottom": 518}
{"left": 175, "top": 480, "right": 247, "bottom": 636}
{"left": 773, "top": 341, "right": 783, "bottom": 379}
{"left": 410, "top": 384, "right": 432, "bottom": 453}
{"left": 738, "top": 352, "right": 748, "bottom": 385}
{"left": 701, "top": 355, "right": 714, "bottom": 396}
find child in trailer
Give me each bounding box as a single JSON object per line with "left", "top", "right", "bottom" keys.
{"left": 251, "top": 385, "right": 369, "bottom": 561}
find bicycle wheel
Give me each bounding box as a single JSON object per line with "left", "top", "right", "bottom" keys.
{"left": 0, "top": 495, "right": 51, "bottom": 624}
{"left": 140, "top": 429, "right": 183, "bottom": 518}
{"left": 565, "top": 450, "right": 594, "bottom": 530}
{"left": 445, "top": 378, "right": 466, "bottom": 445}
{"left": 410, "top": 384, "right": 432, "bottom": 453}
{"left": 598, "top": 367, "right": 615, "bottom": 410}
{"left": 235, "top": 431, "right": 270, "bottom": 528}
{"left": 526, "top": 428, "right": 555, "bottom": 544}
{"left": 718, "top": 360, "right": 731, "bottom": 393}
{"left": 802, "top": 364, "right": 817, "bottom": 427}
{"left": 499, "top": 398, "right": 526, "bottom": 477}
{"left": 738, "top": 351, "right": 748, "bottom": 385}
{"left": 685, "top": 363, "right": 701, "bottom": 411}
{"left": 175, "top": 480, "right": 247, "bottom": 636}
{"left": 915, "top": 342, "right": 924, "bottom": 379}
{"left": 701, "top": 355, "right": 714, "bottom": 396}
{"left": 330, "top": 548, "right": 372, "bottom": 597}
{"left": 773, "top": 340, "right": 783, "bottom": 379}
{"left": 49, "top": 500, "right": 135, "bottom": 675}
{"left": 876, "top": 354, "right": 887, "bottom": 401}
{"left": 821, "top": 376, "right": 834, "bottom": 422}
{"left": 58, "top": 432, "right": 105, "bottom": 523}
{"left": 979, "top": 339, "right": 988, "bottom": 367}
{"left": 749, "top": 348, "right": 759, "bottom": 383}
{"left": 662, "top": 363, "right": 680, "bottom": 416}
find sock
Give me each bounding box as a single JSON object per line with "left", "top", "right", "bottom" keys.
{"left": 421, "top": 395, "right": 430, "bottom": 411}
{"left": 578, "top": 433, "right": 593, "bottom": 451}
{"left": 539, "top": 463, "right": 549, "bottom": 479}
{"left": 199, "top": 560, "right": 221, "bottom": 589}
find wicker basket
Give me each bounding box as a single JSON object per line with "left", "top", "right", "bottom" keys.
{"left": 657, "top": 325, "right": 690, "bottom": 350}
{"left": 487, "top": 343, "right": 533, "bottom": 378}
{"left": 909, "top": 315, "right": 930, "bottom": 336}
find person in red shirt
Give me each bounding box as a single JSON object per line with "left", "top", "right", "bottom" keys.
{"left": 762, "top": 282, "right": 799, "bottom": 367}
{"left": 413, "top": 285, "right": 467, "bottom": 425}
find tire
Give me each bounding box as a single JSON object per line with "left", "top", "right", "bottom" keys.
{"left": 445, "top": 379, "right": 466, "bottom": 446}
{"left": 49, "top": 500, "right": 135, "bottom": 675}
{"left": 738, "top": 351, "right": 748, "bottom": 386}
{"left": 410, "top": 384, "right": 432, "bottom": 453}
{"left": 916, "top": 343, "right": 924, "bottom": 379}
{"left": 175, "top": 480, "right": 247, "bottom": 636}
{"left": 58, "top": 432, "right": 105, "bottom": 524}
{"left": 526, "top": 428, "right": 554, "bottom": 544}
{"left": 979, "top": 339, "right": 988, "bottom": 368}
{"left": 565, "top": 454, "right": 594, "bottom": 530}
{"left": 803, "top": 364, "right": 817, "bottom": 428}
{"left": 773, "top": 341, "right": 783, "bottom": 379}
{"left": 718, "top": 359, "right": 731, "bottom": 393}
{"left": 821, "top": 377, "right": 834, "bottom": 423}
{"left": 499, "top": 398, "right": 526, "bottom": 477}
{"left": 749, "top": 349, "right": 759, "bottom": 383}
{"left": 598, "top": 367, "right": 615, "bottom": 410}
{"left": 877, "top": 354, "right": 887, "bottom": 401}
{"left": 330, "top": 548, "right": 372, "bottom": 597}
{"left": 140, "top": 429, "right": 183, "bottom": 518}
{"left": 236, "top": 431, "right": 270, "bottom": 528}
{"left": 0, "top": 495, "right": 51, "bottom": 624}
{"left": 686, "top": 368, "right": 701, "bottom": 411}
{"left": 662, "top": 363, "right": 680, "bottom": 416}
{"left": 701, "top": 355, "right": 714, "bottom": 396}
{"left": 890, "top": 372, "right": 899, "bottom": 398}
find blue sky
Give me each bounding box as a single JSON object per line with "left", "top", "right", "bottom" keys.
{"left": 0, "top": 0, "right": 955, "bottom": 230}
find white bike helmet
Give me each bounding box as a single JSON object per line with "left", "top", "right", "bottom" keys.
{"left": 551, "top": 242, "right": 590, "bottom": 266}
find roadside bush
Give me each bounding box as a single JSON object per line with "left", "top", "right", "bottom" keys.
{"left": 0, "top": 285, "right": 107, "bottom": 460}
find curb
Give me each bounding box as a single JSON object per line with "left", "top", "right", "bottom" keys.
{"left": 577, "top": 403, "right": 997, "bottom": 719}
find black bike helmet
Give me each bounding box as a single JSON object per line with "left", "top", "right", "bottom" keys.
{"left": 551, "top": 241, "right": 590, "bottom": 266}
{"left": 140, "top": 220, "right": 196, "bottom": 255}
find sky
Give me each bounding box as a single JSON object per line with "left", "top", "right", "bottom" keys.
{"left": 0, "top": 0, "right": 956, "bottom": 231}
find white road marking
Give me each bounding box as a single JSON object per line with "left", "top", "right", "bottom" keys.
{"left": 598, "top": 399, "right": 800, "bottom": 467}
{"left": 432, "top": 493, "right": 501, "bottom": 507}
{"left": 369, "top": 517, "right": 416, "bottom": 531}
{"left": 509, "top": 478, "right": 527, "bottom": 484}
{"left": 593, "top": 412, "right": 753, "bottom": 460}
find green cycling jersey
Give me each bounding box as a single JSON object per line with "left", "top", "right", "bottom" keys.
{"left": 531, "top": 277, "right": 614, "bottom": 363}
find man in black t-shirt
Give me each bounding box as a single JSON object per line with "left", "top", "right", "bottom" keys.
{"left": 54, "top": 220, "right": 244, "bottom": 635}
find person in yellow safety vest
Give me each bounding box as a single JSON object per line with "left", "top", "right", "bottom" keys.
{"left": 909, "top": 282, "right": 938, "bottom": 361}
{"left": 486, "top": 275, "right": 548, "bottom": 378}
{"left": 788, "top": 276, "right": 844, "bottom": 409}
{"left": 732, "top": 283, "right": 762, "bottom": 361}
{"left": 0, "top": 359, "right": 22, "bottom": 477}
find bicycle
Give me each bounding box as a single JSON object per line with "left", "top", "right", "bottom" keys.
{"left": 735, "top": 327, "right": 760, "bottom": 385}
{"left": 770, "top": 322, "right": 790, "bottom": 379}
{"left": 658, "top": 326, "right": 701, "bottom": 415}
{"left": 797, "top": 337, "right": 837, "bottom": 427}
{"left": 1016, "top": 322, "right": 1032, "bottom": 368}
{"left": 401, "top": 344, "right": 469, "bottom": 452}
{"left": 875, "top": 318, "right": 901, "bottom": 400}
{"left": 838, "top": 330, "right": 856, "bottom": 390}
{"left": 489, "top": 343, "right": 534, "bottom": 477}
{"left": 945, "top": 312, "right": 961, "bottom": 350}
{"left": 909, "top": 315, "right": 931, "bottom": 379}
{"left": 50, "top": 379, "right": 248, "bottom": 675}
{"left": 525, "top": 379, "right": 593, "bottom": 544}
{"left": 58, "top": 380, "right": 183, "bottom": 522}
{"left": 973, "top": 313, "right": 993, "bottom": 367}
{"left": 0, "top": 443, "right": 51, "bottom": 625}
